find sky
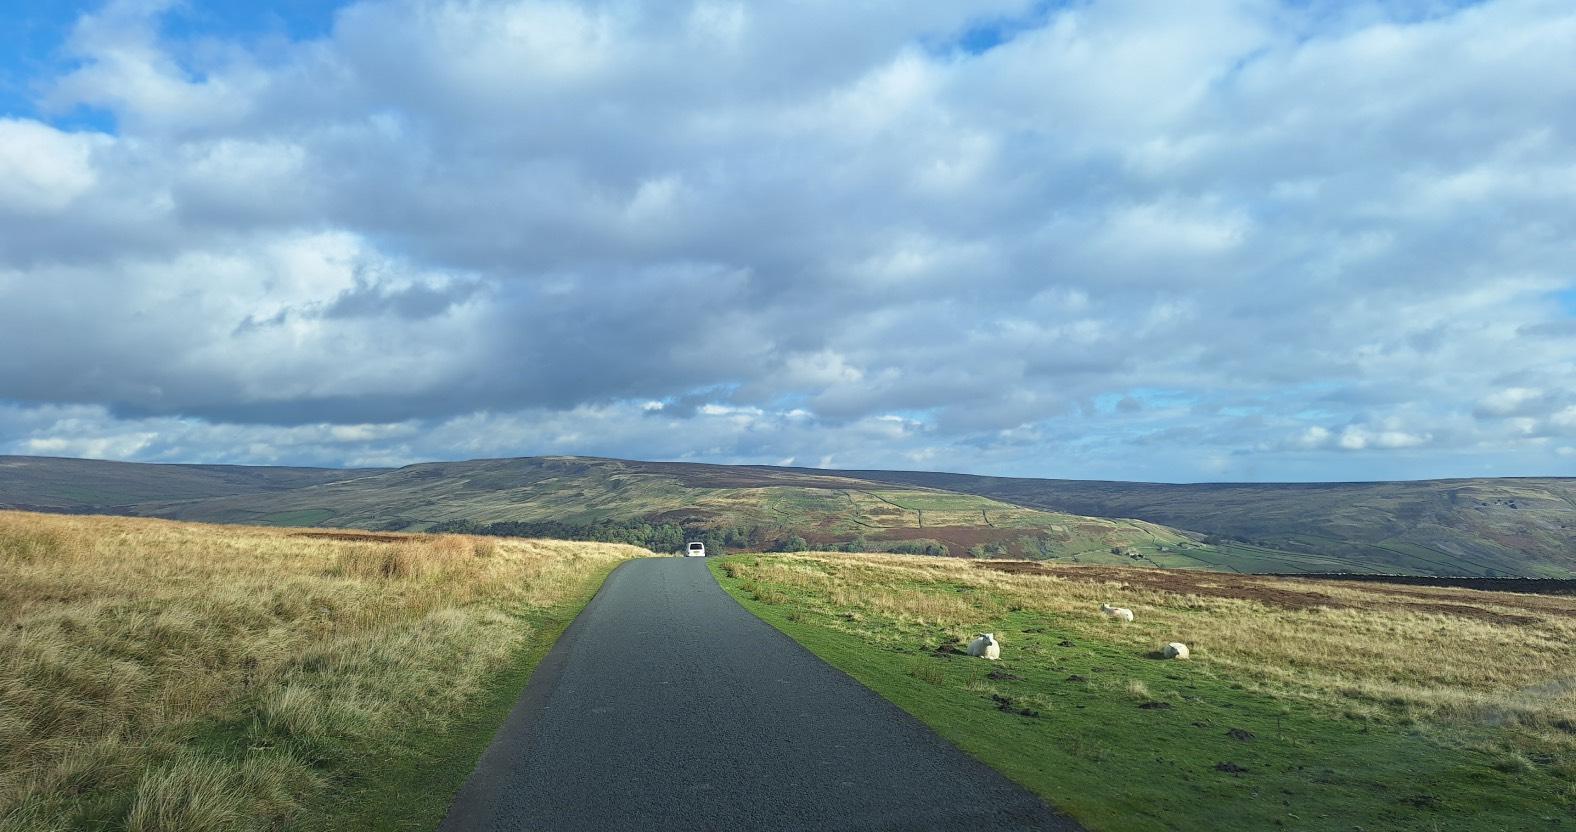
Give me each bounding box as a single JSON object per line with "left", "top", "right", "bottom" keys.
{"left": 0, "top": 0, "right": 1573, "bottom": 482}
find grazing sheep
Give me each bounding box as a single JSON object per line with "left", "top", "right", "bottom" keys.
{"left": 1100, "top": 603, "right": 1135, "bottom": 623}
{"left": 966, "top": 633, "right": 1001, "bottom": 660}
{"left": 1163, "top": 642, "right": 1190, "bottom": 660}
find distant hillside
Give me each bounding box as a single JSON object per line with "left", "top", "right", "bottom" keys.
{"left": 129, "top": 456, "right": 1215, "bottom": 564}
{"left": 3, "top": 454, "right": 1573, "bottom": 577}
{"left": 0, "top": 455, "right": 378, "bottom": 512}
{"left": 834, "top": 469, "right": 1576, "bottom": 578}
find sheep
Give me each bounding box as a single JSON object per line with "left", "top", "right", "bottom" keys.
{"left": 1100, "top": 602, "right": 1135, "bottom": 623}
{"left": 966, "top": 633, "right": 1001, "bottom": 660}
{"left": 1163, "top": 642, "right": 1190, "bottom": 660}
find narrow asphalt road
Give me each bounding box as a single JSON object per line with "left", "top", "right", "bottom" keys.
{"left": 440, "top": 558, "right": 1082, "bottom": 832}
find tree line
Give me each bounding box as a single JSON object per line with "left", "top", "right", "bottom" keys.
{"left": 426, "top": 518, "right": 765, "bottom": 555}
{"left": 427, "top": 517, "right": 954, "bottom": 557}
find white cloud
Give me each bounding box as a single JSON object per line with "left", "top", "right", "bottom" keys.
{"left": 1288, "top": 422, "right": 1432, "bottom": 453}
{"left": 23, "top": 434, "right": 156, "bottom": 460}
{"left": 1, "top": 0, "right": 1575, "bottom": 480}
{"left": 781, "top": 351, "right": 865, "bottom": 387}
{"left": 1295, "top": 426, "right": 1332, "bottom": 448}
{"left": 1476, "top": 387, "right": 1546, "bottom": 417}
{"left": 0, "top": 120, "right": 104, "bottom": 213}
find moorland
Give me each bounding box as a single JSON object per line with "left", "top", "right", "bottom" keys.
{"left": 4, "top": 455, "right": 1574, "bottom": 577}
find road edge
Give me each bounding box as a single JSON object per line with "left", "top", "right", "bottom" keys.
{"left": 434, "top": 557, "right": 646, "bottom": 831}
{"left": 706, "top": 556, "right": 1087, "bottom": 831}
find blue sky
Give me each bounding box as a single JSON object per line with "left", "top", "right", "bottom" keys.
{"left": 1, "top": 1, "right": 339, "bottom": 130}
{"left": 0, "top": 0, "right": 1573, "bottom": 481}
{"left": 0, "top": 3, "right": 87, "bottom": 121}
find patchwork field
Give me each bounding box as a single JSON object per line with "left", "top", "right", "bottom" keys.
{"left": 0, "top": 511, "right": 646, "bottom": 832}
{"left": 713, "top": 553, "right": 1576, "bottom": 831}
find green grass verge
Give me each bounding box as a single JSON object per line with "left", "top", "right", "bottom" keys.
{"left": 711, "top": 557, "right": 1570, "bottom": 832}
{"left": 306, "top": 561, "right": 622, "bottom": 831}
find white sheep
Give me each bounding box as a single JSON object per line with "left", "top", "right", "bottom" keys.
{"left": 1100, "top": 603, "right": 1135, "bottom": 623}
{"left": 1163, "top": 642, "right": 1190, "bottom": 660}
{"left": 966, "top": 633, "right": 1000, "bottom": 660}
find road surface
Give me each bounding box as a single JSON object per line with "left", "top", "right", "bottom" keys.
{"left": 440, "top": 558, "right": 1082, "bottom": 831}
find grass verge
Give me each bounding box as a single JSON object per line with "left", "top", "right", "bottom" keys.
{"left": 0, "top": 511, "right": 646, "bottom": 831}
{"left": 289, "top": 555, "right": 624, "bottom": 831}
{"left": 711, "top": 553, "right": 1576, "bottom": 832}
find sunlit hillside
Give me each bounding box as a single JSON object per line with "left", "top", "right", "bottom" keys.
{"left": 6, "top": 455, "right": 1575, "bottom": 576}
{"left": 0, "top": 456, "right": 1350, "bottom": 571}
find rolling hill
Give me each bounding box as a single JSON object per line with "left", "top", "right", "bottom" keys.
{"left": 0, "top": 455, "right": 381, "bottom": 511}
{"left": 831, "top": 469, "right": 1576, "bottom": 578}
{"left": 2, "top": 454, "right": 1573, "bottom": 576}
{"left": 126, "top": 456, "right": 1215, "bottom": 565}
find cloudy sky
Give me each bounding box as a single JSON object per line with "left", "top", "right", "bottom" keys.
{"left": 1, "top": 0, "right": 1573, "bottom": 481}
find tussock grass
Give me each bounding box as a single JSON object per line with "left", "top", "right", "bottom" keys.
{"left": 716, "top": 553, "right": 1576, "bottom": 831}
{"left": 0, "top": 511, "right": 645, "bottom": 831}
{"left": 328, "top": 534, "right": 480, "bottom": 580}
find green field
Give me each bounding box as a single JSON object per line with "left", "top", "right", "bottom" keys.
{"left": 712, "top": 553, "right": 1576, "bottom": 831}
{"left": 257, "top": 509, "right": 338, "bottom": 526}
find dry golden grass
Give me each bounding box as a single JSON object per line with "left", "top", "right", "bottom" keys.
{"left": 0, "top": 511, "right": 646, "bottom": 832}
{"left": 730, "top": 553, "right": 1576, "bottom": 755}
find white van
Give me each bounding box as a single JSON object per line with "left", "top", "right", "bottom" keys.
{"left": 685, "top": 541, "right": 706, "bottom": 558}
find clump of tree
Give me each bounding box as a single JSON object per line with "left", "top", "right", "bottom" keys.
{"left": 427, "top": 518, "right": 767, "bottom": 556}
{"left": 968, "top": 543, "right": 1008, "bottom": 558}
{"left": 775, "top": 535, "right": 810, "bottom": 553}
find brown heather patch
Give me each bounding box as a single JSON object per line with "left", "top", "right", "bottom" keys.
{"left": 1305, "top": 581, "right": 1576, "bottom": 619}
{"left": 1389, "top": 602, "right": 1538, "bottom": 626}
{"left": 980, "top": 560, "right": 1357, "bottom": 612}
{"left": 977, "top": 560, "right": 1545, "bottom": 624}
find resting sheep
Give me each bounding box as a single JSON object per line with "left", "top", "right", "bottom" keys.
{"left": 966, "top": 633, "right": 1000, "bottom": 660}
{"left": 1163, "top": 642, "right": 1190, "bottom": 660}
{"left": 1100, "top": 603, "right": 1135, "bottom": 623}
